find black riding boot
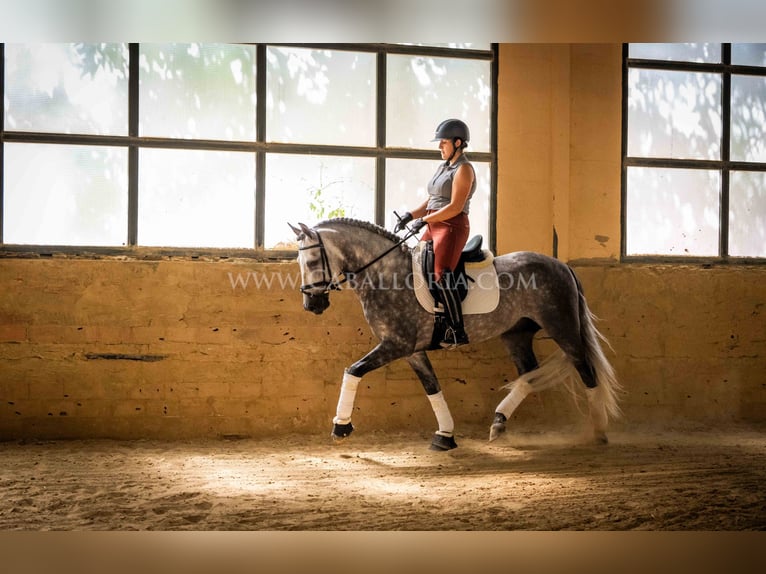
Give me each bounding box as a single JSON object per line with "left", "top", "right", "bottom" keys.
{"left": 436, "top": 271, "right": 469, "bottom": 348}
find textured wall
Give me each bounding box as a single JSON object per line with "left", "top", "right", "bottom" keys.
{"left": 0, "top": 258, "right": 764, "bottom": 440}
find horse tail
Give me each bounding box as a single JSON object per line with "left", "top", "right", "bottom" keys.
{"left": 569, "top": 267, "right": 623, "bottom": 421}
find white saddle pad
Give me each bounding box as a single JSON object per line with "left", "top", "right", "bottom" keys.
{"left": 411, "top": 241, "right": 500, "bottom": 315}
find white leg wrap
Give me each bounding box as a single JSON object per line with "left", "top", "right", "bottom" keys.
{"left": 333, "top": 370, "right": 361, "bottom": 425}
{"left": 496, "top": 380, "right": 533, "bottom": 419}
{"left": 427, "top": 391, "right": 454, "bottom": 437}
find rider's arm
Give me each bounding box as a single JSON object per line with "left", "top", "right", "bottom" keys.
{"left": 409, "top": 199, "right": 430, "bottom": 219}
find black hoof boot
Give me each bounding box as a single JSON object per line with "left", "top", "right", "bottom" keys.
{"left": 594, "top": 431, "right": 609, "bottom": 445}
{"left": 489, "top": 412, "right": 507, "bottom": 442}
{"left": 331, "top": 422, "right": 354, "bottom": 442}
{"left": 429, "top": 433, "right": 458, "bottom": 451}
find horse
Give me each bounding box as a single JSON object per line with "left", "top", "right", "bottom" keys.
{"left": 289, "top": 218, "right": 622, "bottom": 451}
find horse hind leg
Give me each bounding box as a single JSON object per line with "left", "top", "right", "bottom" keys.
{"left": 558, "top": 340, "right": 610, "bottom": 445}
{"left": 558, "top": 267, "right": 622, "bottom": 444}
{"left": 536, "top": 298, "right": 613, "bottom": 445}
{"left": 489, "top": 326, "right": 539, "bottom": 442}
{"left": 575, "top": 359, "right": 609, "bottom": 444}
{"left": 576, "top": 356, "right": 609, "bottom": 444}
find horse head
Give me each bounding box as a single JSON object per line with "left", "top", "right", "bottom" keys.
{"left": 290, "top": 222, "right": 333, "bottom": 315}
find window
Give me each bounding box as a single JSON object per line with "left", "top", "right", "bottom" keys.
{"left": 624, "top": 43, "right": 766, "bottom": 259}
{"left": 1, "top": 43, "right": 496, "bottom": 252}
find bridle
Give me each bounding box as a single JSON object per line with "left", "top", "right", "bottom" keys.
{"left": 298, "top": 227, "right": 417, "bottom": 295}
{"left": 298, "top": 232, "right": 342, "bottom": 295}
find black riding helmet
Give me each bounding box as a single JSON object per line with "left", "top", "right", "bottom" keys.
{"left": 431, "top": 118, "right": 470, "bottom": 149}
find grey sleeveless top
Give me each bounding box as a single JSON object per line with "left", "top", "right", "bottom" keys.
{"left": 426, "top": 154, "right": 476, "bottom": 214}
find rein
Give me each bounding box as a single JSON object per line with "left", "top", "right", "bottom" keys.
{"left": 299, "top": 227, "right": 417, "bottom": 294}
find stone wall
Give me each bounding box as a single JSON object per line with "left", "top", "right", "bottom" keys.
{"left": 1, "top": 257, "right": 763, "bottom": 440}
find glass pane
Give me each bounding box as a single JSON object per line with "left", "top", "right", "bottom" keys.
{"left": 138, "top": 149, "right": 255, "bottom": 248}
{"left": 385, "top": 158, "right": 490, "bottom": 247}
{"left": 729, "top": 171, "right": 766, "bottom": 257}
{"left": 732, "top": 43, "right": 766, "bottom": 67}
{"left": 731, "top": 75, "right": 766, "bottom": 162}
{"left": 264, "top": 154, "right": 375, "bottom": 249}
{"left": 626, "top": 167, "right": 720, "bottom": 256}
{"left": 399, "top": 43, "right": 491, "bottom": 50}
{"left": 627, "top": 68, "right": 722, "bottom": 160}
{"left": 629, "top": 43, "right": 720, "bottom": 63}
{"left": 3, "top": 143, "right": 128, "bottom": 245}
{"left": 4, "top": 43, "right": 128, "bottom": 135}
{"left": 266, "top": 47, "right": 375, "bottom": 146}
{"left": 139, "top": 43, "right": 256, "bottom": 141}
{"left": 387, "top": 55, "right": 491, "bottom": 152}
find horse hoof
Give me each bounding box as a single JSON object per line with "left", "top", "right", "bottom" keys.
{"left": 489, "top": 423, "right": 506, "bottom": 442}
{"left": 429, "top": 433, "right": 458, "bottom": 451}
{"left": 331, "top": 422, "right": 354, "bottom": 442}
{"left": 489, "top": 412, "right": 507, "bottom": 442}
{"left": 594, "top": 431, "right": 609, "bottom": 445}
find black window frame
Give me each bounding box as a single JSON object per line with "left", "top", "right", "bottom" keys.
{"left": 0, "top": 43, "right": 498, "bottom": 259}
{"left": 622, "top": 42, "right": 766, "bottom": 263}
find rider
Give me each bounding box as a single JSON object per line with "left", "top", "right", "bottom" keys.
{"left": 394, "top": 118, "right": 476, "bottom": 347}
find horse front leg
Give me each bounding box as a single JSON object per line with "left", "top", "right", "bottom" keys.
{"left": 331, "top": 341, "right": 407, "bottom": 442}
{"left": 406, "top": 351, "right": 457, "bottom": 451}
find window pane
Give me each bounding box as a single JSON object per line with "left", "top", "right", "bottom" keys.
{"left": 387, "top": 55, "right": 491, "bottom": 152}
{"left": 627, "top": 69, "right": 722, "bottom": 160}
{"left": 732, "top": 43, "right": 766, "bottom": 67}
{"left": 138, "top": 149, "right": 255, "bottom": 248}
{"left": 3, "top": 143, "right": 128, "bottom": 245}
{"left": 264, "top": 154, "right": 375, "bottom": 249}
{"left": 731, "top": 75, "right": 766, "bottom": 162}
{"left": 385, "top": 158, "right": 490, "bottom": 245}
{"left": 4, "top": 43, "right": 128, "bottom": 135}
{"left": 399, "top": 43, "right": 491, "bottom": 50}
{"left": 266, "top": 47, "right": 375, "bottom": 146}
{"left": 139, "top": 43, "right": 256, "bottom": 141}
{"left": 629, "top": 43, "right": 720, "bottom": 63}
{"left": 626, "top": 167, "right": 720, "bottom": 256}
{"left": 729, "top": 171, "right": 766, "bottom": 257}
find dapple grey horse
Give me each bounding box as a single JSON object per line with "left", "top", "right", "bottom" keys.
{"left": 290, "top": 218, "right": 621, "bottom": 451}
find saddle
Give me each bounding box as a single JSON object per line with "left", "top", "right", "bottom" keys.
{"left": 412, "top": 237, "right": 500, "bottom": 316}
{"left": 421, "top": 235, "right": 485, "bottom": 302}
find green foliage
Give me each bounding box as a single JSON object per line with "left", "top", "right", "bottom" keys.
{"left": 308, "top": 185, "right": 346, "bottom": 220}
{"left": 306, "top": 162, "right": 348, "bottom": 221}
{"left": 75, "top": 43, "right": 128, "bottom": 79}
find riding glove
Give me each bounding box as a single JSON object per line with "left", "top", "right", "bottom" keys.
{"left": 394, "top": 211, "right": 413, "bottom": 233}
{"left": 410, "top": 218, "right": 427, "bottom": 233}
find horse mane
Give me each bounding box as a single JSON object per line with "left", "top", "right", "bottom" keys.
{"left": 317, "top": 217, "right": 401, "bottom": 244}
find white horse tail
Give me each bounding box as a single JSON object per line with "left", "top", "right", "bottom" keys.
{"left": 501, "top": 348, "right": 577, "bottom": 394}
{"left": 571, "top": 269, "right": 623, "bottom": 422}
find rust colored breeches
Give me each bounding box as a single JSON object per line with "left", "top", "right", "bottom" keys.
{"left": 421, "top": 211, "right": 470, "bottom": 281}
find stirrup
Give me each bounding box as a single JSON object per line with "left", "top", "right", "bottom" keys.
{"left": 439, "top": 326, "right": 469, "bottom": 349}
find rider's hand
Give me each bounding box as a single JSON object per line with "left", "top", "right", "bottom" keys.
{"left": 393, "top": 211, "right": 413, "bottom": 233}
{"left": 410, "top": 218, "right": 427, "bottom": 233}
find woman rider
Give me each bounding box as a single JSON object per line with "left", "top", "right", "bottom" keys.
{"left": 394, "top": 118, "right": 476, "bottom": 347}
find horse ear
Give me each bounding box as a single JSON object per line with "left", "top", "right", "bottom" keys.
{"left": 298, "top": 223, "right": 317, "bottom": 240}
{"left": 288, "top": 223, "right": 302, "bottom": 237}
